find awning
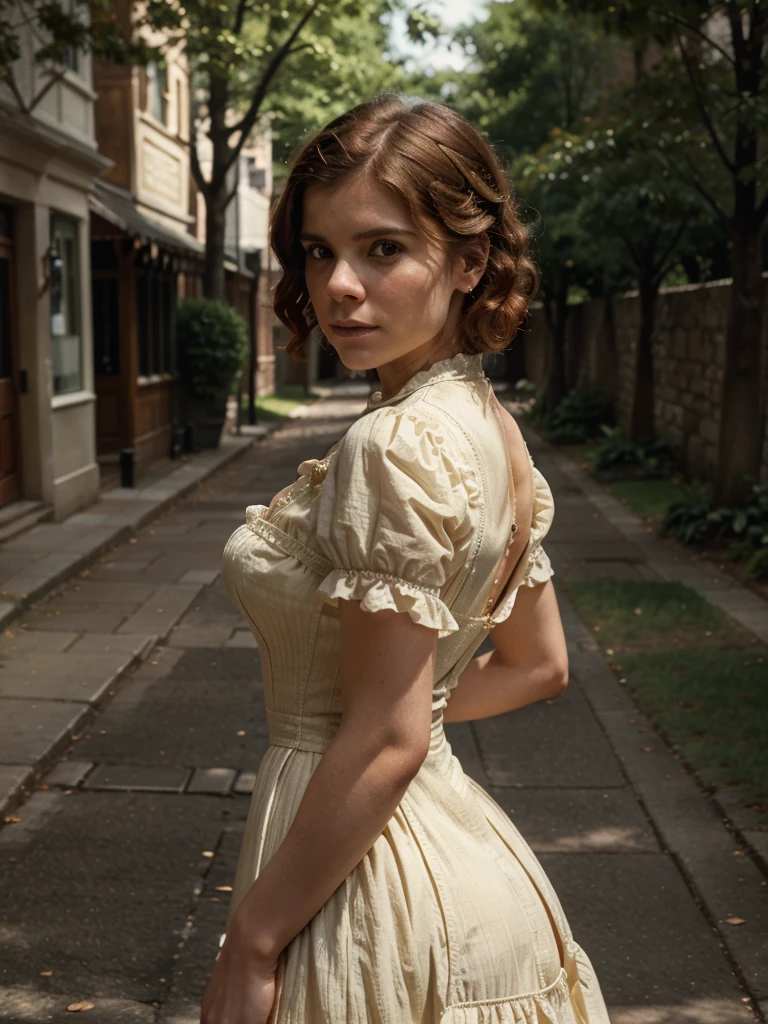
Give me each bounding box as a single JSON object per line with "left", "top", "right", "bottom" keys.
{"left": 89, "top": 179, "right": 204, "bottom": 257}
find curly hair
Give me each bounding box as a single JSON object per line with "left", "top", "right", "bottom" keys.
{"left": 271, "top": 93, "right": 539, "bottom": 361}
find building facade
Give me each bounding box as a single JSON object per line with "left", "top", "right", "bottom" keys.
{"left": 90, "top": 10, "right": 206, "bottom": 474}
{"left": 0, "top": 8, "right": 110, "bottom": 521}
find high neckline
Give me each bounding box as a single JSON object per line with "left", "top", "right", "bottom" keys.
{"left": 366, "top": 351, "right": 487, "bottom": 410}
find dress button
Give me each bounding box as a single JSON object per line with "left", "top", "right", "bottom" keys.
{"left": 371, "top": 390, "right": 382, "bottom": 402}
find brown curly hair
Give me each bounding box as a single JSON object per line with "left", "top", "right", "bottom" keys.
{"left": 271, "top": 93, "right": 539, "bottom": 361}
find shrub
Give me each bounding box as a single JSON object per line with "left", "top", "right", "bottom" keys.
{"left": 176, "top": 298, "right": 248, "bottom": 404}
{"left": 586, "top": 425, "right": 673, "bottom": 475}
{"left": 661, "top": 480, "right": 768, "bottom": 579}
{"left": 527, "top": 388, "right": 613, "bottom": 443}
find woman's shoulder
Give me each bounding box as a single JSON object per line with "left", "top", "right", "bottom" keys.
{"left": 337, "top": 398, "right": 481, "bottom": 511}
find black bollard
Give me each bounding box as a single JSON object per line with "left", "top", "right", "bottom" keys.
{"left": 169, "top": 423, "right": 184, "bottom": 459}
{"left": 183, "top": 423, "right": 196, "bottom": 453}
{"left": 119, "top": 448, "right": 135, "bottom": 488}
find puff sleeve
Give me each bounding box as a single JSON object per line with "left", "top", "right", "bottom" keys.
{"left": 521, "top": 465, "right": 556, "bottom": 588}
{"left": 313, "top": 406, "right": 476, "bottom": 637}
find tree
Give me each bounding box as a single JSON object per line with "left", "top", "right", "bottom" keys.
{"left": 444, "top": 0, "right": 622, "bottom": 412}
{"left": 161, "top": 0, "right": 404, "bottom": 300}
{"left": 563, "top": 104, "right": 709, "bottom": 440}
{"left": 551, "top": 0, "right": 768, "bottom": 506}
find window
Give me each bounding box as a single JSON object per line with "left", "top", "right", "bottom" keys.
{"left": 146, "top": 59, "right": 168, "bottom": 125}
{"left": 62, "top": 45, "right": 79, "bottom": 73}
{"left": 137, "top": 267, "right": 176, "bottom": 378}
{"left": 49, "top": 214, "right": 82, "bottom": 395}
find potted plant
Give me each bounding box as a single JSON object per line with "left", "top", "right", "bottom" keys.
{"left": 176, "top": 298, "right": 248, "bottom": 449}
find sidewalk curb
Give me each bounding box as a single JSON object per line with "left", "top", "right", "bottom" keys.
{"left": 1, "top": 635, "right": 158, "bottom": 819}
{"left": 0, "top": 436, "right": 257, "bottom": 634}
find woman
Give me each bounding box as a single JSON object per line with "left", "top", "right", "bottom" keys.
{"left": 202, "top": 94, "right": 611, "bottom": 1024}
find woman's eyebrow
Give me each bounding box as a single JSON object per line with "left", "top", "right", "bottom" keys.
{"left": 299, "top": 226, "right": 417, "bottom": 242}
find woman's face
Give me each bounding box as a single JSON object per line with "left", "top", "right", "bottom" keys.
{"left": 300, "top": 173, "right": 483, "bottom": 387}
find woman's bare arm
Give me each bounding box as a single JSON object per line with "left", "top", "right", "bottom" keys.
{"left": 443, "top": 579, "right": 568, "bottom": 723}
{"left": 227, "top": 601, "right": 437, "bottom": 965}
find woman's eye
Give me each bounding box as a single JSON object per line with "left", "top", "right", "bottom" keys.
{"left": 371, "top": 240, "right": 401, "bottom": 258}
{"left": 306, "top": 244, "right": 332, "bottom": 260}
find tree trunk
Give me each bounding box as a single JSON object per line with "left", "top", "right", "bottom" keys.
{"left": 201, "top": 70, "right": 231, "bottom": 302}
{"left": 629, "top": 273, "right": 657, "bottom": 440}
{"left": 539, "top": 291, "right": 569, "bottom": 414}
{"left": 713, "top": 220, "right": 766, "bottom": 506}
{"left": 203, "top": 197, "right": 227, "bottom": 301}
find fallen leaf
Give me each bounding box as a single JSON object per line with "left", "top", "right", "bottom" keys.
{"left": 215, "top": 885, "right": 233, "bottom": 892}
{"left": 202, "top": 851, "right": 214, "bottom": 858}
{"left": 236, "top": 730, "right": 246, "bottom": 737}
{"left": 634, "top": 607, "right": 643, "bottom": 615}
{"left": 66, "top": 1001, "right": 95, "bottom": 1012}
{"left": 641, "top": 747, "right": 652, "bottom": 753}
{"left": 40, "top": 970, "right": 53, "bottom": 977}
{"left": 3, "top": 815, "right": 21, "bottom": 823}
{"left": 725, "top": 917, "right": 745, "bottom": 926}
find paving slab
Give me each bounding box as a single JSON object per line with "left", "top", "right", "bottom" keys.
{"left": 15, "top": 607, "right": 137, "bottom": 633}
{"left": 116, "top": 583, "right": 202, "bottom": 637}
{"left": 488, "top": 785, "right": 662, "bottom": 854}
{"left": 0, "top": 698, "right": 88, "bottom": 764}
{"left": 178, "top": 569, "right": 220, "bottom": 585}
{"left": 166, "top": 623, "right": 236, "bottom": 648}
{"left": 0, "top": 790, "right": 228, "bottom": 1017}
{"left": 539, "top": 852, "right": 754, "bottom": 1017}
{"left": 56, "top": 581, "right": 162, "bottom": 604}
{"left": 0, "top": 630, "right": 78, "bottom": 654}
{"left": 225, "top": 629, "right": 258, "bottom": 648}
{"left": 0, "top": 649, "right": 147, "bottom": 702}
{"left": 82, "top": 763, "right": 192, "bottom": 792}
{"left": 473, "top": 699, "right": 626, "bottom": 788}
{"left": 444, "top": 721, "right": 489, "bottom": 787}
{"left": 186, "top": 767, "right": 237, "bottom": 795}
{"left": 66, "top": 633, "right": 156, "bottom": 656}
{"left": 44, "top": 760, "right": 95, "bottom": 787}
{"left": 233, "top": 771, "right": 257, "bottom": 794}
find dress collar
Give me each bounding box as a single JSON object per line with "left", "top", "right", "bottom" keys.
{"left": 366, "top": 351, "right": 487, "bottom": 411}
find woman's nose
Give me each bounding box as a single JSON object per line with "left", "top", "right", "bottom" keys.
{"left": 327, "top": 260, "right": 365, "bottom": 302}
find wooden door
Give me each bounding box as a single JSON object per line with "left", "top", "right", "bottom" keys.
{"left": 0, "top": 205, "right": 22, "bottom": 506}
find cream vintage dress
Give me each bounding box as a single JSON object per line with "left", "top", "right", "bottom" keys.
{"left": 221, "top": 351, "right": 611, "bottom": 1024}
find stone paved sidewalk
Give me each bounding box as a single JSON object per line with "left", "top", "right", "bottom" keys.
{"left": 0, "top": 381, "right": 765, "bottom": 1024}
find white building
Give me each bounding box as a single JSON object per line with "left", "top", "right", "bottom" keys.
{"left": 0, "top": 4, "right": 110, "bottom": 522}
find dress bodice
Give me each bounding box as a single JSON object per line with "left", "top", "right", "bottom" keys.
{"left": 221, "top": 351, "right": 555, "bottom": 752}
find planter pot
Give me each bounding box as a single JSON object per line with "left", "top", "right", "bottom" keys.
{"left": 181, "top": 394, "right": 227, "bottom": 450}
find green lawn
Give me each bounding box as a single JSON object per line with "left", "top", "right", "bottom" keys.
{"left": 561, "top": 578, "right": 768, "bottom": 812}
{"left": 240, "top": 385, "right": 320, "bottom": 422}
{"left": 608, "top": 478, "right": 690, "bottom": 526}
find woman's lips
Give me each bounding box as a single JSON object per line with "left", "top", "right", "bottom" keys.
{"left": 329, "top": 324, "right": 379, "bottom": 338}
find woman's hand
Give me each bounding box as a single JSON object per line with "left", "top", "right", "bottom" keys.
{"left": 200, "top": 921, "right": 279, "bottom": 1024}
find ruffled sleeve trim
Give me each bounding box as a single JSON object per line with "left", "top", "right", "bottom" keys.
{"left": 315, "top": 567, "right": 460, "bottom": 638}
{"left": 521, "top": 541, "right": 554, "bottom": 588}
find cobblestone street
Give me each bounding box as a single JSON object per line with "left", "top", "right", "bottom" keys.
{"left": 0, "top": 384, "right": 765, "bottom": 1024}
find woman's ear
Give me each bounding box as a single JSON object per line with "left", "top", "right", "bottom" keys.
{"left": 461, "top": 232, "right": 491, "bottom": 292}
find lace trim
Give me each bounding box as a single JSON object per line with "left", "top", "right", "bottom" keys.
{"left": 368, "top": 351, "right": 486, "bottom": 408}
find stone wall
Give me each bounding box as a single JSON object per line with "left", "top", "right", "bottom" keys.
{"left": 525, "top": 273, "right": 768, "bottom": 487}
